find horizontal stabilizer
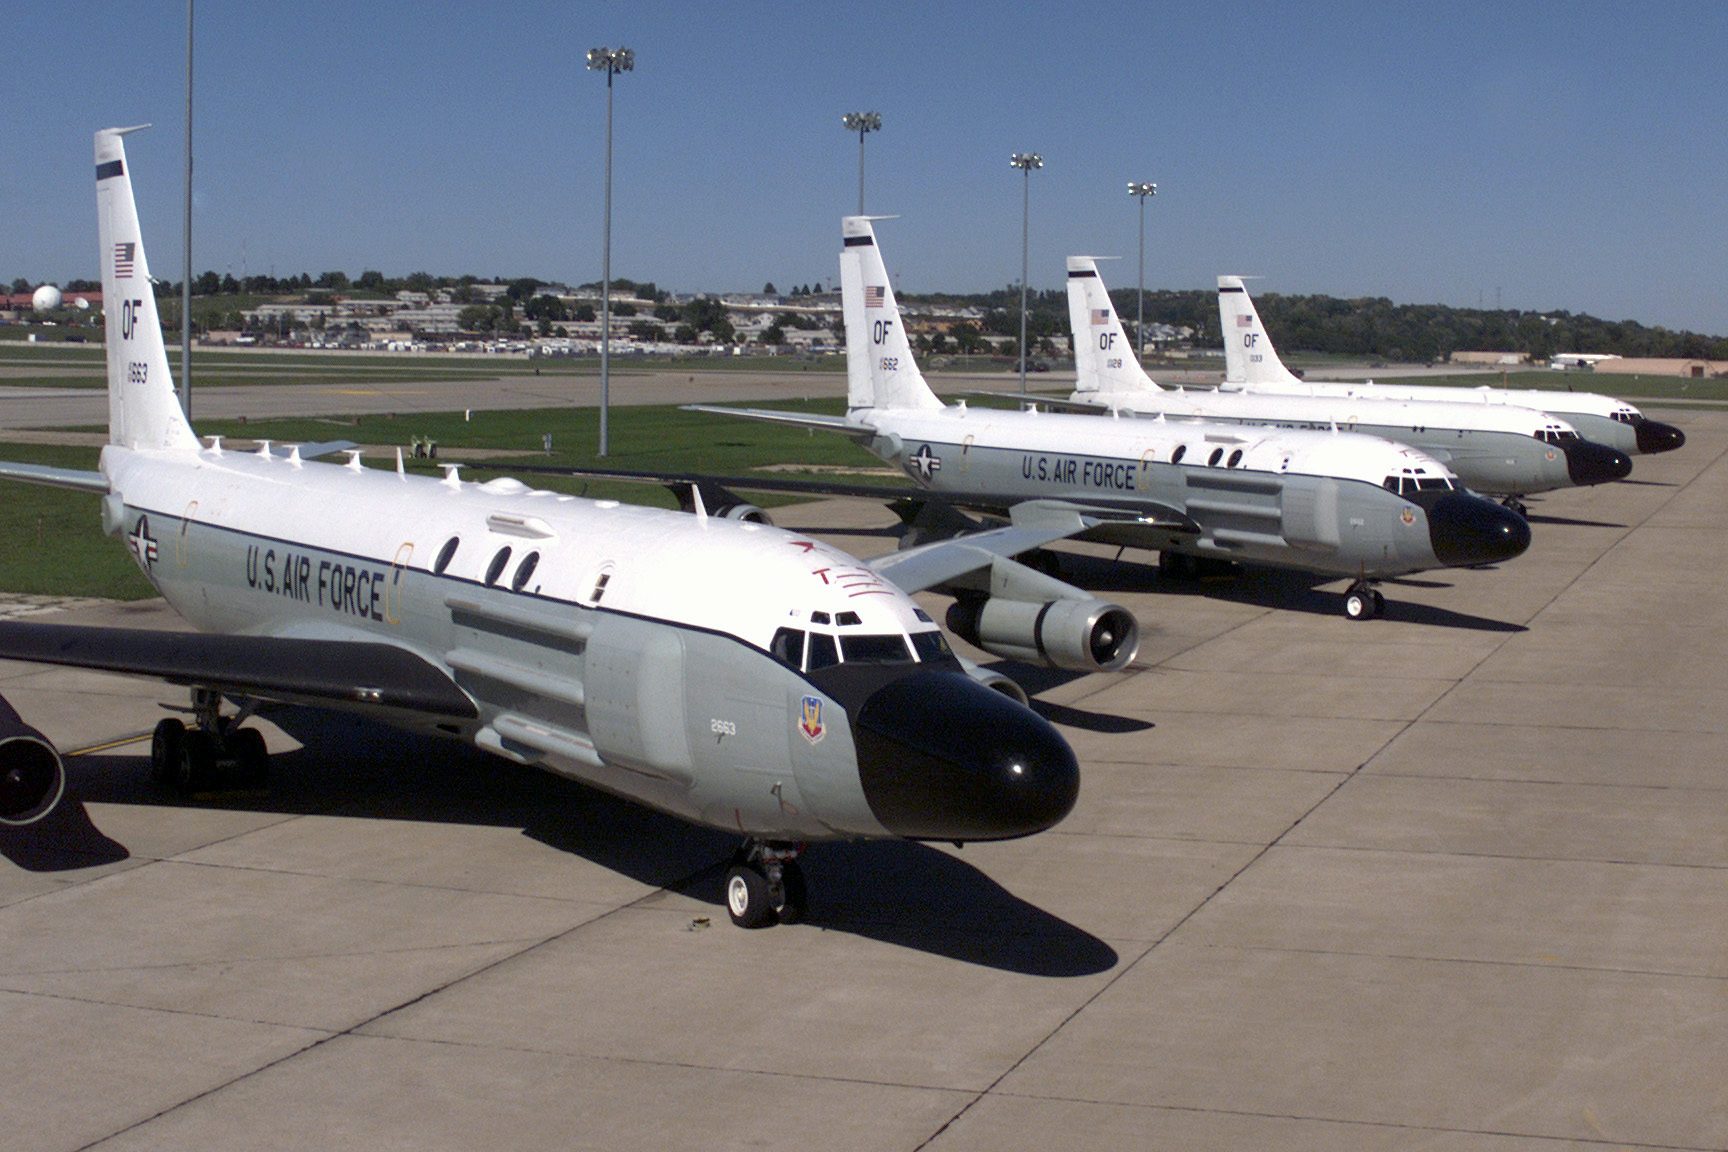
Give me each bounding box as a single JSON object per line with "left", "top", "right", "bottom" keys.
{"left": 0, "top": 461, "right": 109, "bottom": 494}
{"left": 681, "top": 405, "right": 866, "bottom": 435}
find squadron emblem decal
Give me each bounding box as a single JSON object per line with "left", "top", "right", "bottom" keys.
{"left": 126, "top": 514, "right": 160, "bottom": 570}
{"left": 1401, "top": 507, "right": 1415, "bottom": 525}
{"left": 799, "top": 695, "right": 826, "bottom": 744}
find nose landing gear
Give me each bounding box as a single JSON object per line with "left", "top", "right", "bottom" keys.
{"left": 725, "top": 840, "right": 808, "bottom": 929}
{"left": 1343, "top": 580, "right": 1385, "bottom": 621}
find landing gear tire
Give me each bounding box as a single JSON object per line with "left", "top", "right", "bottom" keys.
{"left": 172, "top": 729, "right": 218, "bottom": 796}
{"left": 725, "top": 865, "right": 776, "bottom": 929}
{"left": 771, "top": 859, "right": 808, "bottom": 926}
{"left": 150, "top": 718, "right": 185, "bottom": 786}
{"left": 1343, "top": 582, "right": 1382, "bottom": 621}
{"left": 1501, "top": 496, "right": 1528, "bottom": 517}
{"left": 229, "top": 727, "right": 270, "bottom": 788}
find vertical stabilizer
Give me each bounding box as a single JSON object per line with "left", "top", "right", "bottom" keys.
{"left": 1218, "top": 275, "right": 1303, "bottom": 388}
{"left": 96, "top": 128, "right": 199, "bottom": 451}
{"left": 1066, "top": 257, "right": 1161, "bottom": 398}
{"left": 840, "top": 217, "right": 943, "bottom": 414}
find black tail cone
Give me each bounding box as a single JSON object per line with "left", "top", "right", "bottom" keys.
{"left": 854, "top": 670, "right": 1078, "bottom": 841}
{"left": 1561, "top": 438, "right": 1632, "bottom": 486}
{"left": 1427, "top": 490, "right": 1532, "bottom": 568}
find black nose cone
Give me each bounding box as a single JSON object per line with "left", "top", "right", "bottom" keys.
{"left": 1427, "top": 490, "right": 1531, "bottom": 568}
{"left": 854, "top": 670, "right": 1078, "bottom": 841}
{"left": 1561, "top": 438, "right": 1632, "bottom": 486}
{"left": 1633, "top": 418, "right": 1685, "bottom": 454}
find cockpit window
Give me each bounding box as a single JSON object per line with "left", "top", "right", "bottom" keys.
{"left": 1384, "top": 474, "right": 1454, "bottom": 495}
{"left": 836, "top": 611, "right": 862, "bottom": 626}
{"left": 807, "top": 632, "right": 839, "bottom": 670}
{"left": 910, "top": 631, "right": 951, "bottom": 662}
{"left": 840, "top": 634, "right": 914, "bottom": 664}
{"left": 771, "top": 627, "right": 805, "bottom": 668}
{"left": 810, "top": 610, "right": 831, "bottom": 625}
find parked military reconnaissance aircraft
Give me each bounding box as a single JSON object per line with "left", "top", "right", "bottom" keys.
{"left": 1215, "top": 275, "right": 1685, "bottom": 459}
{"left": 1061, "top": 259, "right": 1632, "bottom": 515}
{"left": 0, "top": 129, "right": 1087, "bottom": 930}
{"left": 689, "top": 218, "right": 1532, "bottom": 621}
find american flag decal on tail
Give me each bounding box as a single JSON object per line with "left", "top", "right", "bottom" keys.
{"left": 114, "top": 243, "right": 136, "bottom": 279}
{"left": 1090, "top": 309, "right": 1111, "bottom": 325}
{"left": 1237, "top": 314, "right": 1253, "bottom": 328}
{"left": 865, "top": 285, "right": 885, "bottom": 308}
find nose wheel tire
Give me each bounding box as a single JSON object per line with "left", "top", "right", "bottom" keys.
{"left": 725, "top": 865, "right": 777, "bottom": 929}
{"left": 1343, "top": 583, "right": 1384, "bottom": 621}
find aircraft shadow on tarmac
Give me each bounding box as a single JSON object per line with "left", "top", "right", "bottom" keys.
{"left": 8, "top": 708, "right": 1116, "bottom": 977}
{"left": 1524, "top": 513, "right": 1629, "bottom": 529}
{"left": 1047, "top": 552, "right": 1529, "bottom": 633}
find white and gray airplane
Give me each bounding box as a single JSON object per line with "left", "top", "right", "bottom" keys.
{"left": 1216, "top": 275, "right": 1686, "bottom": 458}
{"left": 687, "top": 217, "right": 1531, "bottom": 621}
{"left": 0, "top": 129, "right": 1092, "bottom": 930}
{"left": 1063, "top": 259, "right": 1632, "bottom": 513}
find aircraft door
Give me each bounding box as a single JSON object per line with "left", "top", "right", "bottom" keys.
{"left": 385, "top": 542, "right": 413, "bottom": 625}
{"left": 960, "top": 435, "right": 974, "bottom": 474}
{"left": 1138, "top": 448, "right": 1155, "bottom": 492}
{"left": 176, "top": 500, "right": 198, "bottom": 568}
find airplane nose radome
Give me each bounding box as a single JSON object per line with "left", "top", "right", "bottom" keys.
{"left": 1634, "top": 418, "right": 1685, "bottom": 454}
{"left": 1561, "top": 439, "right": 1633, "bottom": 485}
{"left": 853, "top": 671, "right": 1078, "bottom": 841}
{"left": 1428, "top": 491, "right": 1531, "bottom": 568}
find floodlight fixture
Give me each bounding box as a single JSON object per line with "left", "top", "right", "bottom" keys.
{"left": 842, "top": 112, "right": 882, "bottom": 213}
{"left": 588, "top": 45, "right": 634, "bottom": 456}
{"left": 1011, "top": 153, "right": 1043, "bottom": 392}
{"left": 1128, "top": 181, "right": 1158, "bottom": 359}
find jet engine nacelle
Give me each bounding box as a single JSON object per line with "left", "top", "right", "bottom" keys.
{"left": 714, "top": 502, "right": 772, "bottom": 525}
{"left": 957, "top": 656, "right": 1030, "bottom": 707}
{"left": 0, "top": 697, "right": 65, "bottom": 827}
{"left": 947, "top": 594, "right": 1139, "bottom": 673}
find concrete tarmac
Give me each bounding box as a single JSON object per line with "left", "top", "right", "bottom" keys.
{"left": 1, "top": 404, "right": 1723, "bottom": 1150}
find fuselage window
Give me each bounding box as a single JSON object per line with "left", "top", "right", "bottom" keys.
{"left": 484, "top": 546, "right": 512, "bottom": 586}
{"left": 1227, "top": 449, "right": 1244, "bottom": 468}
{"left": 511, "top": 550, "right": 540, "bottom": 592}
{"left": 770, "top": 627, "right": 805, "bottom": 669}
{"left": 1171, "top": 444, "right": 1187, "bottom": 464}
{"left": 810, "top": 610, "right": 832, "bottom": 625}
{"left": 433, "top": 536, "right": 460, "bottom": 575}
{"left": 835, "top": 611, "right": 862, "bottom": 626}
{"left": 910, "top": 631, "right": 951, "bottom": 662}
{"left": 1207, "top": 447, "right": 1224, "bottom": 467}
{"left": 840, "top": 633, "right": 914, "bottom": 664}
{"left": 807, "top": 632, "right": 839, "bottom": 670}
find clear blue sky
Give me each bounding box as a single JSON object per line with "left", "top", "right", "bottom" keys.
{"left": 5, "top": 1, "right": 1724, "bottom": 333}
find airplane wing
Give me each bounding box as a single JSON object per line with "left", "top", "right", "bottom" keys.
{"left": 681, "top": 404, "right": 869, "bottom": 437}
{"left": 866, "top": 519, "right": 1100, "bottom": 593}
{"left": 0, "top": 623, "right": 476, "bottom": 721}
{"left": 960, "top": 390, "right": 1111, "bottom": 415}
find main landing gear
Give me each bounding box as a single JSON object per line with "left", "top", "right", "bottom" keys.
{"left": 725, "top": 840, "right": 807, "bottom": 929}
{"left": 1501, "top": 496, "right": 1529, "bottom": 517}
{"left": 150, "top": 687, "right": 270, "bottom": 796}
{"left": 1343, "top": 579, "right": 1385, "bottom": 621}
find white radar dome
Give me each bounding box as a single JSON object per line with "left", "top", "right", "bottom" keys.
{"left": 31, "top": 285, "right": 62, "bottom": 312}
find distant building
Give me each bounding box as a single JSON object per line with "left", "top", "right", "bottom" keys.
{"left": 1450, "top": 351, "right": 1530, "bottom": 366}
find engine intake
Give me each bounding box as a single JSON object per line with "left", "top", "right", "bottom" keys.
{"left": 0, "top": 700, "right": 65, "bottom": 827}
{"left": 947, "top": 595, "right": 1139, "bottom": 673}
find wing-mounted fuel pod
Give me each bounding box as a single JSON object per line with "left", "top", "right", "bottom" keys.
{"left": 0, "top": 693, "right": 65, "bottom": 827}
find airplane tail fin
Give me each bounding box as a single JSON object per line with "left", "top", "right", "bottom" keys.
{"left": 1217, "top": 275, "right": 1302, "bottom": 388}
{"left": 1066, "top": 257, "right": 1161, "bottom": 398}
{"left": 96, "top": 127, "right": 199, "bottom": 452}
{"left": 840, "top": 217, "right": 943, "bottom": 414}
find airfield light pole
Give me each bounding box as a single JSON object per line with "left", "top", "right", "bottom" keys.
{"left": 181, "top": 0, "right": 194, "bottom": 419}
{"left": 1010, "top": 153, "right": 1042, "bottom": 393}
{"left": 841, "top": 112, "right": 881, "bottom": 215}
{"left": 588, "top": 45, "right": 633, "bottom": 458}
{"left": 1128, "top": 181, "right": 1157, "bottom": 360}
